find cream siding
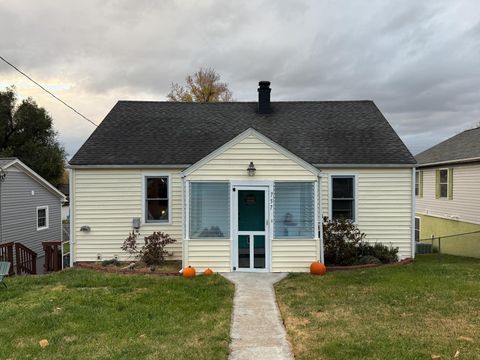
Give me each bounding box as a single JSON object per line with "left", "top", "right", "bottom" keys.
{"left": 71, "top": 135, "right": 414, "bottom": 269}
{"left": 187, "top": 134, "right": 317, "bottom": 181}
{"left": 271, "top": 240, "right": 318, "bottom": 272}
{"left": 185, "top": 240, "right": 231, "bottom": 272}
{"left": 72, "top": 168, "right": 184, "bottom": 262}
{"left": 416, "top": 162, "right": 480, "bottom": 225}
{"left": 185, "top": 133, "right": 319, "bottom": 272}
{"left": 321, "top": 168, "right": 414, "bottom": 259}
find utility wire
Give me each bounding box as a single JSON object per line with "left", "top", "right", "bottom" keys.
{"left": 0, "top": 55, "right": 98, "bottom": 127}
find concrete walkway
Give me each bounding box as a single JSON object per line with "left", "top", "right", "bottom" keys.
{"left": 222, "top": 272, "right": 294, "bottom": 360}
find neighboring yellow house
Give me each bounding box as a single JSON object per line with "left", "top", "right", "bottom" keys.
{"left": 69, "top": 81, "right": 416, "bottom": 272}
{"left": 415, "top": 127, "right": 480, "bottom": 258}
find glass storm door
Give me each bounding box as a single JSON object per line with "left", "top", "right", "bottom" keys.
{"left": 236, "top": 189, "right": 267, "bottom": 271}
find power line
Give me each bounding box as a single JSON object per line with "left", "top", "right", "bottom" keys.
{"left": 0, "top": 55, "right": 98, "bottom": 127}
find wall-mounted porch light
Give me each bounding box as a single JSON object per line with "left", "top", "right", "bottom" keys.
{"left": 247, "top": 161, "right": 256, "bottom": 176}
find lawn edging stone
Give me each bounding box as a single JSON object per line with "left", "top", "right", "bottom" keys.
{"left": 326, "top": 258, "right": 414, "bottom": 272}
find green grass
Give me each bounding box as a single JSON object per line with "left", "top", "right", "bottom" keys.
{"left": 0, "top": 269, "right": 234, "bottom": 360}
{"left": 276, "top": 255, "right": 480, "bottom": 360}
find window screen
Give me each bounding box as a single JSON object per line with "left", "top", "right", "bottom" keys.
{"left": 274, "top": 182, "right": 315, "bottom": 239}
{"left": 189, "top": 182, "right": 230, "bottom": 239}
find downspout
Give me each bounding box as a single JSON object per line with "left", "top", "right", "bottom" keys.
{"left": 0, "top": 167, "right": 6, "bottom": 244}
{"left": 69, "top": 168, "right": 74, "bottom": 267}
{"left": 411, "top": 167, "right": 416, "bottom": 259}
{"left": 0, "top": 179, "right": 3, "bottom": 244}
{"left": 317, "top": 174, "right": 324, "bottom": 263}
{"left": 181, "top": 174, "right": 186, "bottom": 269}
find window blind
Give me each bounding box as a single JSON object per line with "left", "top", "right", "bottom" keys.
{"left": 274, "top": 182, "right": 315, "bottom": 239}
{"left": 189, "top": 182, "right": 230, "bottom": 239}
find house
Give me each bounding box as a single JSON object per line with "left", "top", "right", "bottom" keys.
{"left": 68, "top": 81, "right": 416, "bottom": 272}
{"left": 415, "top": 127, "right": 480, "bottom": 258}
{"left": 0, "top": 158, "right": 65, "bottom": 272}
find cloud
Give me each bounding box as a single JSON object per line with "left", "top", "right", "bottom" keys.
{"left": 0, "top": 0, "right": 479, "bottom": 157}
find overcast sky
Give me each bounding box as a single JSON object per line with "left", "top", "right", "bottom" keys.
{"left": 1, "top": 0, "right": 479, "bottom": 158}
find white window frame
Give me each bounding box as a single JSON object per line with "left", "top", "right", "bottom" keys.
{"left": 439, "top": 168, "right": 449, "bottom": 199}
{"left": 36, "top": 205, "right": 49, "bottom": 231}
{"left": 328, "top": 174, "right": 358, "bottom": 223}
{"left": 142, "top": 173, "right": 172, "bottom": 225}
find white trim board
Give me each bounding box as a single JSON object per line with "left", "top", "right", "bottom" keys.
{"left": 181, "top": 128, "right": 321, "bottom": 177}
{"left": 36, "top": 205, "right": 49, "bottom": 231}
{"left": 416, "top": 157, "right": 480, "bottom": 168}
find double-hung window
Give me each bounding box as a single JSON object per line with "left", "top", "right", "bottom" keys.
{"left": 273, "top": 182, "right": 315, "bottom": 239}
{"left": 37, "top": 206, "right": 49, "bottom": 230}
{"left": 439, "top": 169, "right": 448, "bottom": 198}
{"left": 145, "top": 176, "right": 169, "bottom": 223}
{"left": 331, "top": 176, "right": 355, "bottom": 221}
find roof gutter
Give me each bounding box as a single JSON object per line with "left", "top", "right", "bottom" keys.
{"left": 69, "top": 163, "right": 417, "bottom": 170}
{"left": 313, "top": 163, "right": 416, "bottom": 168}
{"left": 68, "top": 164, "right": 191, "bottom": 169}
{"left": 416, "top": 156, "right": 480, "bottom": 168}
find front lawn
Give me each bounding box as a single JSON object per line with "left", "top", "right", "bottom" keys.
{"left": 276, "top": 255, "right": 480, "bottom": 360}
{"left": 0, "top": 269, "right": 234, "bottom": 360}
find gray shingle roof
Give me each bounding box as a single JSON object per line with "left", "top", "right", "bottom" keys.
{"left": 416, "top": 127, "right": 480, "bottom": 166}
{"left": 69, "top": 100, "right": 415, "bottom": 166}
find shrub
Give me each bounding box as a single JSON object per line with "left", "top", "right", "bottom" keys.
{"left": 356, "top": 255, "right": 381, "bottom": 265}
{"left": 358, "top": 242, "right": 398, "bottom": 264}
{"left": 121, "top": 231, "right": 176, "bottom": 265}
{"left": 323, "top": 216, "right": 366, "bottom": 265}
{"left": 323, "top": 217, "right": 398, "bottom": 265}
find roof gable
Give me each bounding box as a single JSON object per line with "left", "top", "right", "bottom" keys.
{"left": 0, "top": 158, "right": 65, "bottom": 199}
{"left": 183, "top": 128, "right": 320, "bottom": 177}
{"left": 70, "top": 100, "right": 415, "bottom": 166}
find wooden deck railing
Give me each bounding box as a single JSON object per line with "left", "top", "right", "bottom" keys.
{"left": 43, "top": 241, "right": 62, "bottom": 272}
{"left": 0, "top": 242, "right": 15, "bottom": 275}
{"left": 15, "top": 243, "right": 37, "bottom": 275}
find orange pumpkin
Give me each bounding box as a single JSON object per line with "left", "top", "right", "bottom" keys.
{"left": 183, "top": 266, "right": 196, "bottom": 278}
{"left": 310, "top": 261, "right": 327, "bottom": 276}
{"left": 203, "top": 268, "right": 214, "bottom": 276}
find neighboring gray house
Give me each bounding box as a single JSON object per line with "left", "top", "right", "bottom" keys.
{"left": 0, "top": 158, "right": 65, "bottom": 271}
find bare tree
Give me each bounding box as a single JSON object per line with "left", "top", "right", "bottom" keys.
{"left": 167, "top": 67, "right": 233, "bottom": 102}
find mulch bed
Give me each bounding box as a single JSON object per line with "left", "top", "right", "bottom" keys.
{"left": 326, "top": 258, "right": 414, "bottom": 272}
{"left": 76, "top": 262, "right": 181, "bottom": 276}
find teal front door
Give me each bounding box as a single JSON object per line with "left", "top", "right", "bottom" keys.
{"left": 236, "top": 188, "right": 268, "bottom": 271}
